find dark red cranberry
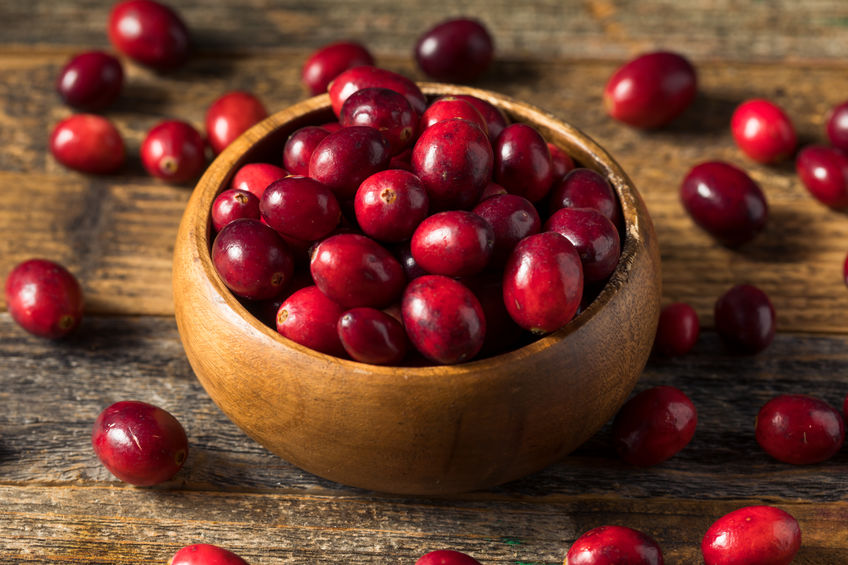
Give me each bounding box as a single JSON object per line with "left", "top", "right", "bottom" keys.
{"left": 340, "top": 87, "right": 417, "bottom": 155}
{"left": 5, "top": 259, "right": 84, "bottom": 339}
{"left": 211, "top": 189, "right": 260, "bottom": 231}
{"left": 320, "top": 121, "right": 344, "bottom": 133}
{"left": 465, "top": 273, "right": 523, "bottom": 357}
{"left": 478, "top": 181, "right": 508, "bottom": 201}
{"left": 414, "top": 18, "right": 494, "bottom": 83}
{"left": 230, "top": 162, "right": 287, "bottom": 199}
{"left": 412, "top": 118, "right": 493, "bottom": 211}
{"left": 108, "top": 0, "right": 189, "bottom": 70}
{"left": 453, "top": 94, "right": 508, "bottom": 141}
{"left": 612, "top": 385, "right": 697, "bottom": 467}
{"left": 301, "top": 40, "right": 374, "bottom": 96}
{"left": 795, "top": 145, "right": 848, "bottom": 209}
{"left": 411, "top": 211, "right": 494, "bottom": 277}
{"left": 544, "top": 207, "right": 620, "bottom": 283}
{"left": 566, "top": 525, "right": 664, "bottom": 565}
{"left": 826, "top": 100, "right": 848, "bottom": 152}
{"left": 394, "top": 243, "right": 428, "bottom": 280}
{"left": 702, "top": 506, "right": 801, "bottom": 565}
{"left": 549, "top": 168, "right": 622, "bottom": 228}
{"left": 260, "top": 176, "right": 340, "bottom": 241}
{"left": 415, "top": 549, "right": 482, "bottom": 565}
{"left": 755, "top": 394, "right": 844, "bottom": 465}
{"left": 547, "top": 143, "right": 575, "bottom": 185}
{"left": 328, "top": 66, "right": 427, "bottom": 117}
{"left": 276, "top": 285, "right": 346, "bottom": 357}
{"left": 211, "top": 218, "right": 294, "bottom": 300}
{"left": 355, "top": 169, "right": 429, "bottom": 242}
{"left": 389, "top": 149, "right": 414, "bottom": 172}
{"left": 604, "top": 51, "right": 697, "bottom": 129}
{"left": 731, "top": 99, "right": 797, "bottom": 164}
{"left": 140, "top": 120, "right": 205, "bottom": 183}
{"left": 494, "top": 123, "right": 554, "bottom": 203}
{"left": 283, "top": 126, "right": 330, "bottom": 176}
{"left": 309, "top": 126, "right": 391, "bottom": 199}
{"left": 169, "top": 544, "right": 249, "bottom": 565}
{"left": 205, "top": 91, "right": 268, "bottom": 155}
{"left": 472, "top": 193, "right": 541, "bottom": 267}
{"left": 653, "top": 302, "right": 699, "bottom": 356}
{"left": 50, "top": 114, "right": 125, "bottom": 174}
{"left": 337, "top": 307, "right": 407, "bottom": 365}
{"left": 56, "top": 51, "right": 123, "bottom": 110}
{"left": 419, "top": 96, "right": 488, "bottom": 136}
{"left": 714, "top": 284, "right": 776, "bottom": 354}
{"left": 680, "top": 161, "right": 768, "bottom": 247}
{"left": 503, "top": 231, "right": 583, "bottom": 333}
{"left": 402, "top": 275, "right": 485, "bottom": 365}
{"left": 91, "top": 400, "right": 188, "bottom": 486}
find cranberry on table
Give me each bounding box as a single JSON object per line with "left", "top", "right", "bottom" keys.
{"left": 680, "top": 161, "right": 768, "bottom": 247}
{"left": 301, "top": 40, "right": 374, "bottom": 96}
{"left": 472, "top": 193, "right": 541, "bottom": 267}
{"left": 714, "top": 284, "right": 776, "bottom": 354}
{"left": 453, "top": 94, "right": 509, "bottom": 141}
{"left": 544, "top": 207, "right": 621, "bottom": 283}
{"left": 755, "top": 394, "right": 844, "bottom": 465}
{"left": 411, "top": 210, "right": 494, "bottom": 277}
{"left": 328, "top": 65, "right": 427, "bottom": 117}
{"left": 340, "top": 87, "right": 417, "bottom": 155}
{"left": 355, "top": 169, "right": 429, "bottom": 242}
{"left": 55, "top": 51, "right": 123, "bottom": 110}
{"left": 653, "top": 302, "right": 699, "bottom": 356}
{"left": 91, "top": 400, "right": 188, "bottom": 486}
{"left": 168, "top": 543, "right": 249, "bottom": 565}
{"left": 50, "top": 114, "right": 125, "bottom": 174}
{"left": 276, "top": 285, "right": 346, "bottom": 357}
{"left": 730, "top": 99, "right": 797, "bottom": 164}
{"left": 282, "top": 126, "right": 330, "bottom": 176}
{"left": 566, "top": 525, "right": 664, "bottom": 565}
{"left": 230, "top": 162, "right": 287, "bottom": 200}
{"left": 549, "top": 168, "right": 622, "bottom": 228}
{"left": 415, "top": 549, "right": 482, "bottom": 565}
{"left": 5, "top": 259, "right": 84, "bottom": 339}
{"left": 826, "top": 100, "right": 848, "bottom": 152}
{"left": 108, "top": 0, "right": 190, "bottom": 70}
{"left": 205, "top": 91, "right": 268, "bottom": 155}
{"left": 494, "top": 123, "right": 554, "bottom": 203}
{"left": 604, "top": 50, "right": 697, "bottom": 129}
{"left": 414, "top": 18, "right": 494, "bottom": 83}
{"left": 309, "top": 126, "right": 391, "bottom": 200}
{"left": 701, "top": 505, "right": 801, "bottom": 565}
{"left": 795, "top": 145, "right": 848, "bottom": 209}
{"left": 419, "top": 96, "right": 488, "bottom": 135}
{"left": 337, "top": 307, "right": 407, "bottom": 365}
{"left": 211, "top": 189, "right": 260, "bottom": 232}
{"left": 260, "top": 176, "right": 340, "bottom": 241}
{"left": 140, "top": 120, "right": 206, "bottom": 183}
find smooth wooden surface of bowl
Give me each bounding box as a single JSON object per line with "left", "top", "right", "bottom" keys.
{"left": 172, "top": 84, "right": 661, "bottom": 495}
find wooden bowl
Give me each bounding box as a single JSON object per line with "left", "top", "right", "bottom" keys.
{"left": 173, "top": 84, "right": 661, "bottom": 495}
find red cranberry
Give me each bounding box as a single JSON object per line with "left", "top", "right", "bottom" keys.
{"left": 411, "top": 211, "right": 494, "bottom": 277}
{"left": 465, "top": 273, "right": 523, "bottom": 357}
{"left": 680, "top": 161, "right": 768, "bottom": 247}
{"left": 826, "top": 100, "right": 848, "bottom": 152}
{"left": 494, "top": 123, "right": 554, "bottom": 203}
{"left": 140, "top": 120, "right": 205, "bottom": 183}
{"left": 566, "top": 525, "right": 664, "bottom": 565}
{"left": 301, "top": 40, "right": 374, "bottom": 96}
{"left": 211, "top": 189, "right": 260, "bottom": 231}
{"left": 108, "top": 0, "right": 189, "bottom": 70}
{"left": 544, "top": 207, "right": 620, "bottom": 283}
{"left": 402, "top": 275, "right": 485, "bottom": 364}
{"left": 50, "top": 114, "right": 125, "bottom": 174}
{"left": 260, "top": 176, "right": 340, "bottom": 241}
{"left": 309, "top": 126, "right": 391, "bottom": 199}
{"left": 414, "top": 18, "right": 494, "bottom": 83}
{"left": 472, "top": 194, "right": 541, "bottom": 267}
{"left": 230, "top": 162, "right": 287, "bottom": 199}
{"left": 337, "top": 307, "right": 407, "bottom": 365}
{"left": 795, "top": 145, "right": 848, "bottom": 209}
{"left": 276, "top": 285, "right": 346, "bottom": 357}
{"left": 412, "top": 118, "right": 493, "bottom": 211}
{"left": 419, "top": 96, "right": 488, "bottom": 136}
{"left": 453, "top": 94, "right": 508, "bottom": 140}
{"left": 547, "top": 143, "right": 575, "bottom": 185}
{"left": 612, "top": 385, "right": 697, "bottom": 467}
{"left": 56, "top": 51, "right": 123, "bottom": 110}
{"left": 549, "top": 168, "right": 622, "bottom": 228}
{"left": 205, "top": 91, "right": 268, "bottom": 155}
{"left": 415, "top": 549, "right": 482, "bottom": 565}
{"left": 478, "top": 181, "right": 508, "bottom": 201}
{"left": 91, "top": 400, "right": 188, "bottom": 486}
{"left": 714, "top": 284, "right": 776, "bottom": 354}
{"left": 283, "top": 126, "right": 330, "bottom": 176}
{"left": 328, "top": 66, "right": 427, "bottom": 117}
{"left": 355, "top": 169, "right": 429, "bottom": 242}
{"left": 5, "top": 259, "right": 84, "bottom": 339}
{"left": 211, "top": 218, "right": 294, "bottom": 300}
{"left": 730, "top": 99, "right": 797, "bottom": 164}
{"left": 702, "top": 506, "right": 801, "bottom": 565}
{"left": 169, "top": 544, "right": 249, "bottom": 565}
{"left": 394, "top": 243, "right": 428, "bottom": 280}
{"left": 503, "top": 231, "right": 583, "bottom": 333}
{"left": 755, "top": 394, "right": 844, "bottom": 465}
{"left": 653, "top": 302, "right": 699, "bottom": 356}
{"left": 340, "top": 87, "right": 417, "bottom": 155}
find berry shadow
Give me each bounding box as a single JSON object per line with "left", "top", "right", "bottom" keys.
{"left": 655, "top": 91, "right": 741, "bottom": 137}
{"left": 476, "top": 60, "right": 543, "bottom": 92}
{"left": 732, "top": 205, "right": 822, "bottom": 263}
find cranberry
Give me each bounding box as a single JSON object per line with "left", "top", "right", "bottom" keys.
{"left": 544, "top": 207, "right": 620, "bottom": 283}
{"left": 714, "top": 284, "right": 776, "bottom": 354}
{"left": 680, "top": 161, "right": 768, "bottom": 247}
{"left": 478, "top": 181, "right": 508, "bottom": 201}
{"left": 283, "top": 126, "right": 330, "bottom": 176}
{"left": 91, "top": 400, "right": 188, "bottom": 486}
{"left": 230, "top": 162, "right": 287, "bottom": 199}
{"left": 211, "top": 218, "right": 294, "bottom": 300}
{"left": 653, "top": 302, "right": 699, "bottom": 356}
{"left": 547, "top": 143, "right": 575, "bottom": 185}
{"left": 394, "top": 243, "right": 428, "bottom": 280}
{"left": 319, "top": 121, "right": 343, "bottom": 133}
{"left": 337, "top": 307, "right": 407, "bottom": 365}
{"left": 612, "top": 385, "right": 697, "bottom": 467}
{"left": 260, "top": 176, "right": 340, "bottom": 241}
{"left": 755, "top": 394, "right": 844, "bottom": 465}
{"left": 472, "top": 194, "right": 541, "bottom": 267}
{"left": 355, "top": 169, "right": 429, "bottom": 242}
{"left": 169, "top": 544, "right": 249, "bottom": 565}
{"left": 205, "top": 91, "right": 268, "bottom": 155}
{"left": 140, "top": 120, "right": 205, "bottom": 183}
{"left": 276, "top": 286, "right": 346, "bottom": 357}
{"left": 549, "top": 168, "right": 622, "bottom": 228}
{"left": 826, "top": 100, "right": 848, "bottom": 152}
{"left": 465, "top": 273, "right": 522, "bottom": 357}
{"left": 795, "top": 145, "right": 848, "bottom": 209}
{"left": 301, "top": 40, "right": 374, "bottom": 96}
{"left": 415, "top": 549, "right": 482, "bottom": 565}
{"left": 108, "top": 0, "right": 189, "bottom": 70}
{"left": 50, "top": 114, "right": 125, "bottom": 174}
{"left": 340, "top": 87, "right": 417, "bottom": 155}
{"left": 402, "top": 275, "right": 485, "bottom": 364}
{"left": 566, "top": 525, "right": 664, "bottom": 565}
{"left": 211, "top": 189, "right": 260, "bottom": 232}
{"left": 412, "top": 118, "right": 494, "bottom": 211}
{"left": 328, "top": 66, "right": 427, "bottom": 117}
{"left": 494, "top": 123, "right": 554, "bottom": 203}
{"left": 419, "top": 96, "right": 488, "bottom": 136}
{"left": 309, "top": 126, "right": 391, "bottom": 199}
{"left": 5, "top": 259, "right": 84, "bottom": 339}
{"left": 414, "top": 18, "right": 494, "bottom": 83}
{"left": 453, "top": 94, "right": 509, "bottom": 141}
{"left": 411, "top": 211, "right": 494, "bottom": 277}
{"left": 702, "top": 506, "right": 801, "bottom": 565}
{"left": 730, "top": 99, "right": 797, "bottom": 164}
{"left": 503, "top": 231, "right": 583, "bottom": 333}
{"left": 56, "top": 51, "right": 123, "bottom": 110}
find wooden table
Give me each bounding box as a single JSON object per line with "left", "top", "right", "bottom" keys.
{"left": 2, "top": 1, "right": 848, "bottom": 562}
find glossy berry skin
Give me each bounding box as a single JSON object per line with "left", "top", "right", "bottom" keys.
{"left": 205, "top": 91, "right": 268, "bottom": 155}
{"left": 755, "top": 394, "right": 844, "bottom": 465}
{"left": 714, "top": 284, "right": 775, "bottom": 354}
{"left": 826, "top": 100, "right": 848, "bottom": 152}
{"left": 283, "top": 126, "right": 330, "bottom": 176}
{"left": 420, "top": 96, "right": 488, "bottom": 136}
{"left": 168, "top": 543, "right": 249, "bottom": 565}
{"left": 411, "top": 211, "right": 494, "bottom": 277}
{"left": 301, "top": 40, "right": 374, "bottom": 96}
{"left": 604, "top": 51, "right": 697, "bottom": 129}
{"left": 309, "top": 126, "right": 391, "bottom": 200}
{"left": 544, "top": 207, "right": 621, "bottom": 283}
{"left": 550, "top": 168, "right": 622, "bottom": 228}
{"left": 328, "top": 65, "right": 428, "bottom": 117}
{"left": 108, "top": 0, "right": 189, "bottom": 70}
{"left": 340, "top": 87, "right": 417, "bottom": 155}
{"left": 612, "top": 385, "right": 697, "bottom": 467}
{"left": 548, "top": 143, "right": 575, "bottom": 185}
{"left": 653, "top": 302, "right": 699, "bottom": 356}
{"left": 415, "top": 549, "right": 482, "bottom": 565}
{"left": 494, "top": 123, "right": 554, "bottom": 203}
{"left": 402, "top": 275, "right": 485, "bottom": 365}
{"left": 453, "top": 95, "right": 508, "bottom": 141}
{"left": 472, "top": 194, "right": 541, "bottom": 267}
{"left": 701, "top": 505, "right": 801, "bottom": 565}
{"left": 355, "top": 169, "right": 429, "bottom": 242}
{"left": 211, "top": 189, "right": 260, "bottom": 232}
{"left": 566, "top": 525, "right": 664, "bottom": 565}
{"left": 140, "top": 120, "right": 206, "bottom": 183}
{"left": 230, "top": 162, "right": 287, "bottom": 199}
{"left": 5, "top": 259, "right": 84, "bottom": 339}
{"left": 414, "top": 18, "right": 494, "bottom": 83}
{"left": 276, "top": 286, "right": 346, "bottom": 357}
{"left": 478, "top": 181, "right": 508, "bottom": 202}
{"left": 91, "top": 400, "right": 188, "bottom": 486}
{"left": 680, "top": 161, "right": 768, "bottom": 247}
{"left": 50, "top": 114, "right": 125, "bottom": 174}
{"left": 56, "top": 51, "right": 123, "bottom": 110}
{"left": 730, "top": 99, "right": 797, "bottom": 164}
{"left": 795, "top": 145, "right": 848, "bottom": 209}
{"left": 337, "top": 307, "right": 407, "bottom": 365}
{"left": 260, "top": 176, "right": 341, "bottom": 241}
